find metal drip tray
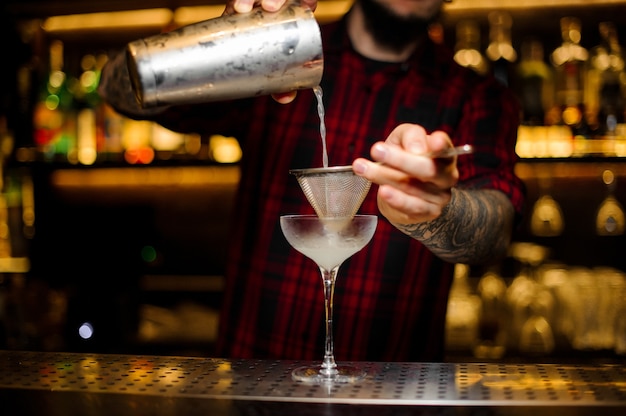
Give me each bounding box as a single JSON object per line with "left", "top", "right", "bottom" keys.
{"left": 1, "top": 350, "right": 625, "bottom": 415}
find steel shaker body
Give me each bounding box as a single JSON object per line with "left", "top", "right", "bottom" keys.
{"left": 126, "top": 4, "right": 324, "bottom": 108}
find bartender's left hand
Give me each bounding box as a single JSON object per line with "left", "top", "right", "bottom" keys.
{"left": 223, "top": 0, "right": 318, "bottom": 104}
{"left": 225, "top": 0, "right": 317, "bottom": 14}
{"left": 352, "top": 123, "right": 459, "bottom": 225}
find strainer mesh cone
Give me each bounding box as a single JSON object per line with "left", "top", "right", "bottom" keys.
{"left": 290, "top": 166, "right": 372, "bottom": 218}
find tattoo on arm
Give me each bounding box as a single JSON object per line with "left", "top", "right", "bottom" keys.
{"left": 393, "top": 188, "right": 514, "bottom": 264}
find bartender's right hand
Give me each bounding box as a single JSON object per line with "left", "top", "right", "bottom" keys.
{"left": 223, "top": 0, "right": 319, "bottom": 104}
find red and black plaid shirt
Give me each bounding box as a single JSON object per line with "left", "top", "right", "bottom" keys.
{"left": 155, "top": 16, "right": 525, "bottom": 362}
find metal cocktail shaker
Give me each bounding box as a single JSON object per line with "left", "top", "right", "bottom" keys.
{"left": 126, "top": 3, "right": 324, "bottom": 108}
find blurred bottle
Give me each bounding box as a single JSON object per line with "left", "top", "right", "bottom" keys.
{"left": 586, "top": 22, "right": 626, "bottom": 137}
{"left": 485, "top": 11, "right": 517, "bottom": 87}
{"left": 100, "top": 102, "right": 124, "bottom": 160}
{"left": 595, "top": 169, "right": 625, "bottom": 236}
{"left": 593, "top": 267, "right": 625, "bottom": 351}
{"left": 474, "top": 267, "right": 508, "bottom": 359}
{"left": 505, "top": 242, "right": 552, "bottom": 353}
{"left": 454, "top": 20, "right": 489, "bottom": 76}
{"left": 32, "top": 40, "right": 76, "bottom": 161}
{"left": 445, "top": 264, "right": 480, "bottom": 353}
{"left": 73, "top": 53, "right": 107, "bottom": 165}
{"left": 0, "top": 116, "right": 14, "bottom": 259}
{"left": 530, "top": 169, "right": 564, "bottom": 237}
{"left": 569, "top": 267, "right": 602, "bottom": 350}
{"left": 516, "top": 39, "right": 554, "bottom": 126}
{"left": 518, "top": 295, "right": 555, "bottom": 357}
{"left": 550, "top": 17, "right": 590, "bottom": 138}
{"left": 428, "top": 21, "right": 445, "bottom": 45}
{"left": 615, "top": 277, "right": 626, "bottom": 355}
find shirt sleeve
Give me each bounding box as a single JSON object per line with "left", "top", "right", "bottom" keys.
{"left": 454, "top": 75, "right": 526, "bottom": 221}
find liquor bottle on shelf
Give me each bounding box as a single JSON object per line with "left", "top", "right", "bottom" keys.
{"left": 444, "top": 264, "right": 480, "bottom": 353}
{"left": 474, "top": 267, "right": 508, "bottom": 359}
{"left": 550, "top": 17, "right": 590, "bottom": 138}
{"left": 485, "top": 11, "right": 517, "bottom": 87}
{"left": 516, "top": 39, "right": 554, "bottom": 126}
{"left": 73, "top": 53, "right": 106, "bottom": 165}
{"left": 586, "top": 22, "right": 626, "bottom": 137}
{"left": 32, "top": 40, "right": 77, "bottom": 162}
{"left": 453, "top": 20, "right": 489, "bottom": 76}
{"left": 596, "top": 169, "right": 624, "bottom": 236}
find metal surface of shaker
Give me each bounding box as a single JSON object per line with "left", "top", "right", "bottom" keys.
{"left": 126, "top": 4, "right": 324, "bottom": 107}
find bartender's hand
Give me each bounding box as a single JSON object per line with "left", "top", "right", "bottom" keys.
{"left": 223, "top": 0, "right": 319, "bottom": 104}
{"left": 352, "top": 124, "right": 459, "bottom": 225}
{"left": 224, "top": 0, "right": 317, "bottom": 14}
{"left": 354, "top": 123, "right": 516, "bottom": 264}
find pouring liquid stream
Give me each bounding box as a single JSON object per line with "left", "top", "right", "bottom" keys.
{"left": 313, "top": 85, "right": 333, "bottom": 216}
{"left": 313, "top": 85, "right": 329, "bottom": 168}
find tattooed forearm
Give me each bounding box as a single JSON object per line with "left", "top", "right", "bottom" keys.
{"left": 393, "top": 188, "right": 514, "bottom": 264}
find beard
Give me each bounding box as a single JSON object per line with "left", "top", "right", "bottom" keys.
{"left": 357, "top": 0, "right": 441, "bottom": 54}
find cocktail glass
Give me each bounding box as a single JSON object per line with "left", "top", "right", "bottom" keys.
{"left": 279, "top": 214, "right": 378, "bottom": 383}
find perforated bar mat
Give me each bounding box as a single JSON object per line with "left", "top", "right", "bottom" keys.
{"left": 1, "top": 350, "right": 625, "bottom": 415}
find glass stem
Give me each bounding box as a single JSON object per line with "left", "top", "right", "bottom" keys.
{"left": 319, "top": 266, "right": 339, "bottom": 377}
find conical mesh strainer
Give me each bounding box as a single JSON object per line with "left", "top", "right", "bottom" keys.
{"left": 290, "top": 165, "right": 372, "bottom": 218}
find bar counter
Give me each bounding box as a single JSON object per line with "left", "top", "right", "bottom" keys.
{"left": 1, "top": 350, "right": 625, "bottom": 415}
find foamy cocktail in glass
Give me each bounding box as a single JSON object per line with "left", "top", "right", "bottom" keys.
{"left": 280, "top": 214, "right": 377, "bottom": 383}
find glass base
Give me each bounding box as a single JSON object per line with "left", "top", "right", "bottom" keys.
{"left": 292, "top": 364, "right": 366, "bottom": 383}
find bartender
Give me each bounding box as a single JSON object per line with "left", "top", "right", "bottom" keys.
{"left": 99, "top": 0, "right": 525, "bottom": 362}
